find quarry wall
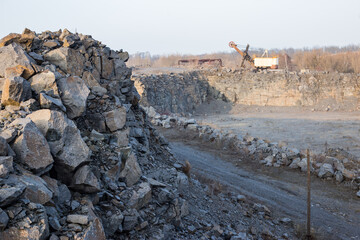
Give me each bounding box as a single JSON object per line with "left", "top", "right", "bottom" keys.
{"left": 133, "top": 70, "right": 360, "bottom": 113}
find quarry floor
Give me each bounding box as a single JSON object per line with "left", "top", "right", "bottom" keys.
{"left": 194, "top": 102, "right": 360, "bottom": 158}
{"left": 159, "top": 127, "right": 360, "bottom": 240}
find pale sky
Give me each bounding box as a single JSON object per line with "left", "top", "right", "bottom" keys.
{"left": 0, "top": 0, "right": 359, "bottom": 55}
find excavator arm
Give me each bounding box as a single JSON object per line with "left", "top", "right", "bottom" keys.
{"left": 229, "top": 41, "right": 255, "bottom": 67}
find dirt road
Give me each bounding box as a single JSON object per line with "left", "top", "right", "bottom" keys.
{"left": 167, "top": 139, "right": 360, "bottom": 240}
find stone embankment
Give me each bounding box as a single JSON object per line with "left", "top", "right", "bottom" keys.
{"left": 134, "top": 70, "right": 360, "bottom": 114}
{"left": 144, "top": 106, "right": 360, "bottom": 197}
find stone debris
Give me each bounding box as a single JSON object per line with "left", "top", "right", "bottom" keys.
{"left": 0, "top": 28, "right": 299, "bottom": 240}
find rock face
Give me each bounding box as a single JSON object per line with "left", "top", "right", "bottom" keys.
{"left": 0, "top": 43, "right": 36, "bottom": 79}
{"left": 134, "top": 70, "right": 360, "bottom": 113}
{"left": 1, "top": 76, "right": 32, "bottom": 106}
{"left": 10, "top": 118, "right": 54, "bottom": 174}
{"left": 57, "top": 76, "right": 90, "bottom": 118}
{"left": 28, "top": 109, "right": 90, "bottom": 173}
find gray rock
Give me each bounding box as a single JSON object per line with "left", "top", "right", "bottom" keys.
{"left": 28, "top": 109, "right": 90, "bottom": 173}
{"left": 0, "top": 208, "right": 9, "bottom": 231}
{"left": 12, "top": 174, "right": 53, "bottom": 204}
{"left": 119, "top": 152, "right": 142, "bottom": 187}
{"left": 67, "top": 214, "right": 89, "bottom": 225}
{"left": 43, "top": 40, "right": 60, "bottom": 48}
{"left": 318, "top": 163, "right": 334, "bottom": 178}
{"left": 57, "top": 76, "right": 90, "bottom": 119}
{"left": 357, "top": 190, "right": 360, "bottom": 198}
{"left": 122, "top": 210, "right": 139, "bottom": 232}
{"left": 0, "top": 184, "right": 25, "bottom": 207}
{"left": 57, "top": 184, "right": 71, "bottom": 204}
{"left": 92, "top": 86, "right": 107, "bottom": 96}
{"left": 0, "top": 43, "right": 36, "bottom": 79}
{"left": 74, "top": 218, "right": 106, "bottom": 240}
{"left": 39, "top": 92, "right": 66, "bottom": 112}
{"left": 82, "top": 71, "right": 101, "bottom": 89}
{"left": 289, "top": 158, "right": 301, "bottom": 169}
{"left": 29, "top": 70, "right": 59, "bottom": 98}
{"left": 42, "top": 175, "right": 59, "bottom": 198}
{"left": 44, "top": 47, "right": 85, "bottom": 76}
{"left": 0, "top": 129, "right": 17, "bottom": 143}
{"left": 10, "top": 118, "right": 54, "bottom": 174}
{"left": 335, "top": 171, "right": 344, "bottom": 182}
{"left": 104, "top": 107, "right": 127, "bottom": 132}
{"left": 129, "top": 182, "right": 152, "bottom": 210}
{"left": 71, "top": 165, "right": 101, "bottom": 193}
{"left": 236, "top": 194, "right": 246, "bottom": 202}
{"left": 90, "top": 129, "right": 104, "bottom": 141}
{"left": 0, "top": 156, "right": 13, "bottom": 178}
{"left": 49, "top": 217, "right": 62, "bottom": 231}
{"left": 102, "top": 211, "right": 124, "bottom": 236}
{"left": 230, "top": 232, "right": 248, "bottom": 240}
{"left": 147, "top": 178, "right": 166, "bottom": 188}
{"left": 1, "top": 76, "right": 32, "bottom": 106}
{"left": 28, "top": 52, "right": 44, "bottom": 64}
{"left": 113, "top": 129, "right": 130, "bottom": 147}
{"left": 0, "top": 136, "right": 8, "bottom": 156}
{"left": 118, "top": 51, "right": 129, "bottom": 62}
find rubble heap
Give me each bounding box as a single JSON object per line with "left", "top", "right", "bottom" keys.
{"left": 0, "top": 28, "right": 191, "bottom": 239}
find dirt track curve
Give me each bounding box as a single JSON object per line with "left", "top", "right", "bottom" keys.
{"left": 169, "top": 141, "right": 360, "bottom": 240}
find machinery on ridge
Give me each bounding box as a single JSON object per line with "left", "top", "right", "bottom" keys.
{"left": 229, "top": 41, "right": 279, "bottom": 70}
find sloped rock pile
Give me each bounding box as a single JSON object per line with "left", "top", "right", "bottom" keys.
{"left": 0, "top": 28, "right": 192, "bottom": 239}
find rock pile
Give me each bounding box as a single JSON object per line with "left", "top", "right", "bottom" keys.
{"left": 144, "top": 106, "right": 360, "bottom": 196}
{"left": 0, "top": 28, "right": 193, "bottom": 239}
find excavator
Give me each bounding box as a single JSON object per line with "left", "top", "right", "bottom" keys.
{"left": 229, "top": 41, "right": 278, "bottom": 70}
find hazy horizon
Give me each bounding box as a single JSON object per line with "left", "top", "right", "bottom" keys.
{"left": 1, "top": 0, "right": 359, "bottom": 55}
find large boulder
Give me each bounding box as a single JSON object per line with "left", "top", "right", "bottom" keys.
{"left": 39, "top": 93, "right": 66, "bottom": 112}
{"left": 74, "top": 218, "right": 106, "bottom": 240}
{"left": 1, "top": 76, "right": 32, "bottom": 106}
{"left": 71, "top": 165, "right": 101, "bottom": 193}
{"left": 104, "top": 107, "right": 127, "bottom": 132}
{"left": 119, "top": 152, "right": 142, "bottom": 187}
{"left": 57, "top": 76, "right": 90, "bottom": 119}
{"left": 27, "top": 109, "right": 90, "bottom": 174}
{"left": 0, "top": 43, "right": 36, "bottom": 79}
{"left": 7, "top": 174, "right": 53, "bottom": 204}
{"left": 10, "top": 118, "right": 54, "bottom": 174}
{"left": 318, "top": 163, "right": 334, "bottom": 178}
{"left": 44, "top": 47, "right": 84, "bottom": 76}
{"left": 0, "top": 184, "right": 25, "bottom": 207}
{"left": 29, "top": 71, "right": 59, "bottom": 98}
{"left": 82, "top": 71, "right": 101, "bottom": 89}
{"left": 128, "top": 182, "right": 152, "bottom": 210}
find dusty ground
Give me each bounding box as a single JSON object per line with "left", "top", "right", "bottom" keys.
{"left": 159, "top": 127, "right": 360, "bottom": 240}
{"left": 194, "top": 101, "right": 360, "bottom": 158}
